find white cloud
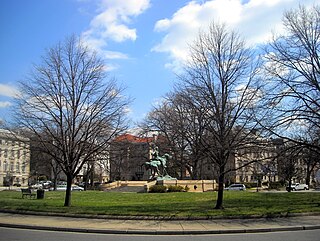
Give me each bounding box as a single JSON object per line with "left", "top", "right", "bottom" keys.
{"left": 0, "top": 84, "right": 19, "bottom": 98}
{"left": 82, "top": 0, "right": 150, "bottom": 60}
{"left": 104, "top": 50, "right": 129, "bottom": 60}
{"left": 0, "top": 101, "right": 12, "bottom": 108}
{"left": 153, "top": 0, "right": 320, "bottom": 72}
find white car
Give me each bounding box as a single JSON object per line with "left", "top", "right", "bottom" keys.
{"left": 72, "top": 185, "right": 84, "bottom": 191}
{"left": 55, "top": 185, "right": 84, "bottom": 191}
{"left": 31, "top": 183, "right": 43, "bottom": 189}
{"left": 225, "top": 184, "right": 246, "bottom": 191}
{"left": 286, "top": 183, "right": 309, "bottom": 191}
{"left": 56, "top": 185, "right": 67, "bottom": 191}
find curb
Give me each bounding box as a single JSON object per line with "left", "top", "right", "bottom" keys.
{"left": 1, "top": 209, "right": 320, "bottom": 221}
{"left": 1, "top": 222, "right": 320, "bottom": 235}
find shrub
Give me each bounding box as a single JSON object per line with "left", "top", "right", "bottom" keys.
{"left": 269, "top": 182, "right": 283, "bottom": 190}
{"left": 167, "top": 185, "right": 185, "bottom": 192}
{"left": 149, "top": 185, "right": 167, "bottom": 193}
{"left": 243, "top": 182, "right": 258, "bottom": 188}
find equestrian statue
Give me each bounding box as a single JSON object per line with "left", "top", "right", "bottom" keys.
{"left": 143, "top": 145, "right": 172, "bottom": 180}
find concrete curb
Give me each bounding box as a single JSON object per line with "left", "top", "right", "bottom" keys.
{"left": 1, "top": 209, "right": 320, "bottom": 220}
{"left": 1, "top": 210, "right": 320, "bottom": 235}
{"left": 1, "top": 222, "right": 320, "bottom": 235}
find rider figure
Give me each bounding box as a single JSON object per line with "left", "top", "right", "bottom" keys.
{"left": 151, "top": 145, "right": 165, "bottom": 175}
{"left": 151, "top": 145, "right": 159, "bottom": 160}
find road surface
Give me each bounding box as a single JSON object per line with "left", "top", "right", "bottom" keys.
{"left": 0, "top": 227, "right": 319, "bottom": 241}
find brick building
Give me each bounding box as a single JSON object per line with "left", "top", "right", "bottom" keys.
{"left": 109, "top": 134, "right": 154, "bottom": 181}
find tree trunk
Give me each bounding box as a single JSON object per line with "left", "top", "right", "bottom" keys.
{"left": 64, "top": 174, "right": 73, "bottom": 207}
{"left": 306, "top": 167, "right": 311, "bottom": 187}
{"left": 215, "top": 173, "right": 225, "bottom": 209}
{"left": 287, "top": 179, "right": 292, "bottom": 193}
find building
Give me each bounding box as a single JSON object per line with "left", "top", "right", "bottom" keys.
{"left": 0, "top": 129, "right": 30, "bottom": 186}
{"left": 109, "top": 133, "right": 154, "bottom": 181}
{"left": 108, "top": 131, "right": 318, "bottom": 188}
{"left": 76, "top": 152, "right": 111, "bottom": 185}
{"left": 234, "top": 143, "right": 279, "bottom": 184}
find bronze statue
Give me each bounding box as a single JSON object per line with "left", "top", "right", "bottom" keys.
{"left": 143, "top": 145, "right": 170, "bottom": 180}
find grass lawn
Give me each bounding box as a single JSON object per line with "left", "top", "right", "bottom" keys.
{"left": 0, "top": 190, "right": 320, "bottom": 217}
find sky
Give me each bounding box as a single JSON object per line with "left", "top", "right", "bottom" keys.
{"left": 0, "top": 0, "right": 319, "bottom": 126}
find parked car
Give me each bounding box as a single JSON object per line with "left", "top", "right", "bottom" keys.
{"left": 286, "top": 183, "right": 309, "bottom": 191}
{"left": 56, "top": 185, "right": 67, "bottom": 191}
{"left": 72, "top": 185, "right": 84, "bottom": 191}
{"left": 41, "top": 181, "right": 53, "bottom": 189}
{"left": 31, "top": 183, "right": 43, "bottom": 189}
{"left": 225, "top": 184, "right": 246, "bottom": 191}
{"left": 55, "top": 185, "right": 84, "bottom": 191}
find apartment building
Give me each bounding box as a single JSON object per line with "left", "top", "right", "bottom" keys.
{"left": 0, "top": 129, "right": 30, "bottom": 186}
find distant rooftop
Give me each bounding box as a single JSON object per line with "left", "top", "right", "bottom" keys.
{"left": 113, "top": 133, "right": 154, "bottom": 143}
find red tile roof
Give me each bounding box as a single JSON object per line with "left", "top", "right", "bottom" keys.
{"left": 113, "top": 134, "right": 154, "bottom": 143}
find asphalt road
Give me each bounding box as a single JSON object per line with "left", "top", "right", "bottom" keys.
{"left": 1, "top": 227, "right": 320, "bottom": 241}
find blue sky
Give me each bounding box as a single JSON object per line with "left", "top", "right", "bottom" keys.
{"left": 0, "top": 0, "right": 319, "bottom": 125}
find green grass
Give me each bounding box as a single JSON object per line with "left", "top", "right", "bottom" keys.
{"left": 1, "top": 190, "right": 320, "bottom": 217}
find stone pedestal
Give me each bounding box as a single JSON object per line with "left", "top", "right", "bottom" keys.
{"left": 157, "top": 179, "right": 217, "bottom": 192}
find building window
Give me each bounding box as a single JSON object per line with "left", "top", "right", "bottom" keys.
{"left": 4, "top": 149, "right": 8, "bottom": 158}
{"left": 16, "top": 162, "right": 20, "bottom": 172}
{"left": 10, "top": 162, "right": 14, "bottom": 172}
{"left": 4, "top": 161, "right": 8, "bottom": 171}
{"left": 22, "top": 163, "right": 26, "bottom": 174}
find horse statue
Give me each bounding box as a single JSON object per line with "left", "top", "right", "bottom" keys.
{"left": 143, "top": 152, "right": 171, "bottom": 180}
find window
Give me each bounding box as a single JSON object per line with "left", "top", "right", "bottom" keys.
{"left": 4, "top": 149, "right": 7, "bottom": 158}
{"left": 21, "top": 163, "right": 26, "bottom": 174}
{"left": 10, "top": 162, "right": 14, "bottom": 172}
{"left": 4, "top": 161, "right": 8, "bottom": 171}
{"left": 16, "top": 162, "right": 20, "bottom": 172}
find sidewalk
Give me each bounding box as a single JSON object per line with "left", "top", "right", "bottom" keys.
{"left": 0, "top": 212, "right": 320, "bottom": 235}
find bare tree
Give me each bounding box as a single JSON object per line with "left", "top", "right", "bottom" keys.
{"left": 276, "top": 141, "right": 305, "bottom": 192}
{"left": 14, "top": 36, "right": 129, "bottom": 206}
{"left": 176, "top": 22, "right": 263, "bottom": 209}
{"left": 142, "top": 91, "right": 207, "bottom": 179}
{"left": 263, "top": 5, "right": 320, "bottom": 149}
{"left": 295, "top": 126, "right": 320, "bottom": 186}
